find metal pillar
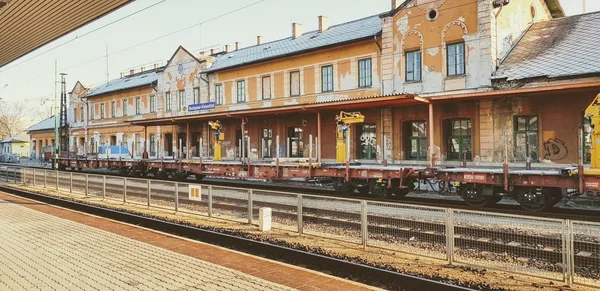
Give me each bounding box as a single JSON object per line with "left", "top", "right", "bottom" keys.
{"left": 186, "top": 123, "right": 191, "bottom": 159}
{"left": 317, "top": 111, "right": 322, "bottom": 163}
{"left": 428, "top": 102, "right": 435, "bottom": 167}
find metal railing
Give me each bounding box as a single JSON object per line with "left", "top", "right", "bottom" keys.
{"left": 2, "top": 166, "right": 599, "bottom": 288}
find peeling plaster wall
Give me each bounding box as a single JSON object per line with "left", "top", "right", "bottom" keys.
{"left": 207, "top": 41, "right": 381, "bottom": 113}
{"left": 493, "top": 0, "right": 552, "bottom": 63}
{"left": 382, "top": 0, "right": 491, "bottom": 96}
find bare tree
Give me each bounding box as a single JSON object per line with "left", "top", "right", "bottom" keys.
{"left": 0, "top": 102, "right": 27, "bottom": 139}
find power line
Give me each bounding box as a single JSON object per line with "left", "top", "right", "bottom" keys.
{"left": 4, "top": 0, "right": 270, "bottom": 87}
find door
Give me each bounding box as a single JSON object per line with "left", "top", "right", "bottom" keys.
{"left": 358, "top": 124, "right": 377, "bottom": 160}
{"left": 288, "top": 127, "right": 304, "bottom": 158}
{"left": 447, "top": 119, "right": 472, "bottom": 160}
{"left": 177, "top": 132, "right": 187, "bottom": 158}
{"left": 164, "top": 133, "right": 173, "bottom": 157}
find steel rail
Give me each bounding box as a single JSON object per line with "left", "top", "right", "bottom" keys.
{"left": 0, "top": 184, "right": 475, "bottom": 291}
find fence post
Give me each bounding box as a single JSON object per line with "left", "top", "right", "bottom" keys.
{"left": 147, "top": 180, "right": 151, "bottom": 207}
{"left": 85, "top": 174, "right": 89, "bottom": 197}
{"left": 69, "top": 172, "right": 73, "bottom": 193}
{"left": 32, "top": 169, "right": 36, "bottom": 186}
{"left": 123, "top": 178, "right": 127, "bottom": 203}
{"left": 55, "top": 170, "right": 59, "bottom": 190}
{"left": 174, "top": 182, "right": 179, "bottom": 212}
{"left": 247, "top": 189, "right": 253, "bottom": 224}
{"left": 13, "top": 167, "right": 17, "bottom": 184}
{"left": 563, "top": 219, "right": 574, "bottom": 286}
{"left": 208, "top": 185, "right": 213, "bottom": 218}
{"left": 445, "top": 208, "right": 455, "bottom": 266}
{"left": 43, "top": 170, "right": 47, "bottom": 188}
{"left": 361, "top": 200, "right": 368, "bottom": 249}
{"left": 297, "top": 194, "right": 303, "bottom": 235}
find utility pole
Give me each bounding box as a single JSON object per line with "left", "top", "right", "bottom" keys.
{"left": 59, "top": 73, "right": 69, "bottom": 155}
{"left": 53, "top": 59, "right": 58, "bottom": 169}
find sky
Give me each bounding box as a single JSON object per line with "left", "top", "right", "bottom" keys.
{"left": 0, "top": 0, "right": 597, "bottom": 125}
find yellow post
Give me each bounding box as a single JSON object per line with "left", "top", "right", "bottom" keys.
{"left": 585, "top": 93, "right": 600, "bottom": 169}
{"left": 336, "top": 129, "right": 346, "bottom": 162}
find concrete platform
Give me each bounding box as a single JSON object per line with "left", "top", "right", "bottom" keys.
{"left": 0, "top": 192, "right": 378, "bottom": 291}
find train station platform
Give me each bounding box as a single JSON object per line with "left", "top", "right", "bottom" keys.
{"left": 0, "top": 192, "right": 378, "bottom": 291}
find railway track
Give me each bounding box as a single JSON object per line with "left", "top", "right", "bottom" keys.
{"left": 4, "top": 163, "right": 599, "bottom": 222}
{"left": 0, "top": 182, "right": 475, "bottom": 291}
{"left": 13, "top": 170, "right": 600, "bottom": 276}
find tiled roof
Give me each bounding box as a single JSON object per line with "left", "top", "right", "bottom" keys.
{"left": 86, "top": 70, "right": 157, "bottom": 98}
{"left": 205, "top": 14, "right": 383, "bottom": 73}
{"left": 494, "top": 12, "right": 600, "bottom": 81}
{"left": 26, "top": 116, "right": 56, "bottom": 132}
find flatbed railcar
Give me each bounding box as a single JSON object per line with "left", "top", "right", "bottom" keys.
{"left": 55, "top": 155, "right": 599, "bottom": 212}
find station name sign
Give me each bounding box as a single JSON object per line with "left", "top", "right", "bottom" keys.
{"left": 188, "top": 102, "right": 216, "bottom": 111}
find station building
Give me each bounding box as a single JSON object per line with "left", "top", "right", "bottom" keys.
{"left": 59, "top": 0, "right": 600, "bottom": 166}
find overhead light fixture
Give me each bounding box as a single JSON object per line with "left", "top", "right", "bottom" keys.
{"left": 0, "top": 1, "right": 6, "bottom": 9}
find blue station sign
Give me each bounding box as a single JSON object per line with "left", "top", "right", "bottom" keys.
{"left": 188, "top": 102, "right": 216, "bottom": 111}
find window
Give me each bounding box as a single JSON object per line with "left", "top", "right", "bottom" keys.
{"left": 178, "top": 90, "right": 186, "bottom": 109}
{"left": 447, "top": 119, "right": 471, "bottom": 160}
{"left": 406, "top": 121, "right": 427, "bottom": 160}
{"left": 215, "top": 84, "right": 223, "bottom": 105}
{"left": 150, "top": 95, "right": 156, "bottom": 113}
{"left": 80, "top": 106, "right": 84, "bottom": 121}
{"left": 100, "top": 104, "right": 105, "bottom": 119}
{"left": 288, "top": 127, "right": 303, "bottom": 158}
{"left": 358, "top": 58, "right": 372, "bottom": 87}
{"left": 262, "top": 128, "right": 273, "bottom": 158}
{"left": 90, "top": 105, "right": 95, "bottom": 120}
{"left": 123, "top": 99, "right": 128, "bottom": 116}
{"left": 406, "top": 50, "right": 422, "bottom": 81}
{"left": 165, "top": 92, "right": 172, "bottom": 111}
{"left": 514, "top": 116, "right": 539, "bottom": 162}
{"left": 358, "top": 124, "right": 376, "bottom": 159}
{"left": 321, "top": 65, "right": 334, "bottom": 92}
{"left": 290, "top": 71, "right": 300, "bottom": 96}
{"left": 135, "top": 97, "right": 141, "bottom": 115}
{"left": 149, "top": 133, "right": 156, "bottom": 157}
{"left": 111, "top": 101, "right": 116, "bottom": 117}
{"left": 262, "top": 76, "right": 271, "bottom": 99}
{"left": 237, "top": 80, "right": 246, "bottom": 103}
{"left": 193, "top": 87, "right": 200, "bottom": 104}
{"left": 447, "top": 42, "right": 465, "bottom": 76}
{"left": 73, "top": 108, "right": 77, "bottom": 122}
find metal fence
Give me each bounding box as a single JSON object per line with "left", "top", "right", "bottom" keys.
{"left": 4, "top": 166, "right": 600, "bottom": 288}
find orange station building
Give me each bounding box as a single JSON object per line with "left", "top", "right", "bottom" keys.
{"left": 61, "top": 0, "right": 600, "bottom": 166}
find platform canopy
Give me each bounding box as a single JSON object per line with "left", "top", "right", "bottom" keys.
{"left": 0, "top": 0, "right": 132, "bottom": 68}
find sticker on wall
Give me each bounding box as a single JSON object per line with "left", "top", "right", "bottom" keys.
{"left": 189, "top": 185, "right": 201, "bottom": 201}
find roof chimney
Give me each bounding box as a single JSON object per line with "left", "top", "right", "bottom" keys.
{"left": 141, "top": 66, "right": 145, "bottom": 72}
{"left": 225, "top": 44, "right": 231, "bottom": 53}
{"left": 292, "top": 23, "right": 303, "bottom": 39}
{"left": 235, "top": 42, "right": 241, "bottom": 50}
{"left": 120, "top": 72, "right": 124, "bottom": 78}
{"left": 154, "top": 63, "right": 158, "bottom": 69}
{"left": 257, "top": 36, "right": 263, "bottom": 45}
{"left": 318, "top": 16, "right": 329, "bottom": 32}
{"left": 129, "top": 69, "right": 135, "bottom": 76}
{"left": 210, "top": 48, "right": 216, "bottom": 55}
{"left": 391, "top": 0, "right": 398, "bottom": 10}
{"left": 199, "top": 51, "right": 205, "bottom": 56}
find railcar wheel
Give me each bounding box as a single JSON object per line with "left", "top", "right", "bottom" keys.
{"left": 357, "top": 185, "right": 370, "bottom": 195}
{"left": 391, "top": 188, "right": 410, "bottom": 199}
{"left": 515, "top": 187, "right": 562, "bottom": 212}
{"left": 156, "top": 170, "right": 169, "bottom": 180}
{"left": 77, "top": 167, "right": 82, "bottom": 172}
{"left": 195, "top": 174, "right": 205, "bottom": 181}
{"left": 458, "top": 183, "right": 502, "bottom": 207}
{"left": 332, "top": 178, "right": 355, "bottom": 195}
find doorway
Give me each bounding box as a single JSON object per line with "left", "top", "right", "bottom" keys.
{"left": 177, "top": 132, "right": 187, "bottom": 158}
{"left": 164, "top": 133, "right": 173, "bottom": 157}
{"left": 288, "top": 127, "right": 304, "bottom": 158}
